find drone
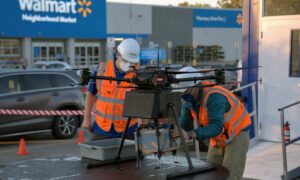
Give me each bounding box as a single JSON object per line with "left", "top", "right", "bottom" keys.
{"left": 80, "top": 63, "right": 259, "bottom": 178}
{"left": 79, "top": 65, "right": 253, "bottom": 91}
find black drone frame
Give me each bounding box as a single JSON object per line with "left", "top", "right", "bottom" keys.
{"left": 81, "top": 65, "right": 260, "bottom": 178}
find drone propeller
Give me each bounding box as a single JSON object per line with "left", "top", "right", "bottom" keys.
{"left": 79, "top": 65, "right": 261, "bottom": 91}
{"left": 166, "top": 66, "right": 261, "bottom": 74}
{"left": 117, "top": 81, "right": 241, "bottom": 91}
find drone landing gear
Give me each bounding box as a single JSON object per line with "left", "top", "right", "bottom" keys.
{"left": 154, "top": 118, "right": 163, "bottom": 169}
{"left": 87, "top": 92, "right": 216, "bottom": 179}
{"left": 165, "top": 104, "right": 217, "bottom": 179}
{"left": 136, "top": 126, "right": 143, "bottom": 168}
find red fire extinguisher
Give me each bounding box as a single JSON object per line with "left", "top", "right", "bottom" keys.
{"left": 283, "top": 121, "right": 290, "bottom": 143}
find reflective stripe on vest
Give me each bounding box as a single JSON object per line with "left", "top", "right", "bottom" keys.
{"left": 93, "top": 60, "right": 137, "bottom": 133}
{"left": 96, "top": 95, "right": 124, "bottom": 104}
{"left": 225, "top": 109, "right": 247, "bottom": 144}
{"left": 199, "top": 84, "right": 251, "bottom": 147}
{"left": 203, "top": 87, "right": 239, "bottom": 123}
{"left": 94, "top": 109, "right": 128, "bottom": 121}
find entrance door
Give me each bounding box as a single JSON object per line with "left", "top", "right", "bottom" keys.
{"left": 75, "top": 43, "right": 100, "bottom": 68}
{"left": 259, "top": 16, "right": 300, "bottom": 142}
{"left": 32, "top": 42, "right": 64, "bottom": 62}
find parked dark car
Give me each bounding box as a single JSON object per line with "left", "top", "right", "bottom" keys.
{"left": 0, "top": 69, "right": 86, "bottom": 139}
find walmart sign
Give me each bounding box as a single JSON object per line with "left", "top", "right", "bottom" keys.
{"left": 19, "top": 0, "right": 77, "bottom": 13}
{"left": 19, "top": 0, "right": 77, "bottom": 23}
{"left": 193, "top": 9, "right": 242, "bottom": 28}
{"left": 0, "top": 0, "right": 106, "bottom": 38}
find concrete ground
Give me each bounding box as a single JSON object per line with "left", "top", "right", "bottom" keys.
{"left": 194, "top": 141, "right": 300, "bottom": 180}
{"left": 187, "top": 140, "right": 300, "bottom": 180}
{"left": 0, "top": 133, "right": 226, "bottom": 180}
{"left": 243, "top": 141, "right": 300, "bottom": 180}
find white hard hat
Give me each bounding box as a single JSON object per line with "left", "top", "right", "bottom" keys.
{"left": 117, "top": 38, "right": 140, "bottom": 63}
{"left": 172, "top": 66, "right": 203, "bottom": 91}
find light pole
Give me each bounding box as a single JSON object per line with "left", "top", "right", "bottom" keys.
{"left": 192, "top": 42, "right": 198, "bottom": 66}
{"left": 167, "top": 41, "right": 173, "bottom": 65}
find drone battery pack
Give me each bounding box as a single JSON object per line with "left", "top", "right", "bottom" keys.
{"left": 122, "top": 91, "right": 181, "bottom": 119}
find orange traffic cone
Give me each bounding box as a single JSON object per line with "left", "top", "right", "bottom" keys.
{"left": 76, "top": 129, "right": 85, "bottom": 144}
{"left": 17, "top": 138, "right": 29, "bottom": 155}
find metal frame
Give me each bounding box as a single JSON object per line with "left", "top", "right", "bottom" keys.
{"left": 232, "top": 81, "right": 258, "bottom": 134}
{"left": 278, "top": 101, "right": 300, "bottom": 180}
{"left": 86, "top": 97, "right": 216, "bottom": 178}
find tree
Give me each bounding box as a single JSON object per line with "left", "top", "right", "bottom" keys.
{"left": 264, "top": 0, "right": 300, "bottom": 16}
{"left": 178, "top": 1, "right": 212, "bottom": 8}
{"left": 217, "top": 0, "right": 242, "bottom": 9}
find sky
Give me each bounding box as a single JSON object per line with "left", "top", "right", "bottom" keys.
{"left": 107, "top": 0, "right": 219, "bottom": 7}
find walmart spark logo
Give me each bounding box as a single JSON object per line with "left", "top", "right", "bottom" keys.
{"left": 77, "top": 0, "right": 92, "bottom": 18}
{"left": 236, "top": 13, "right": 243, "bottom": 25}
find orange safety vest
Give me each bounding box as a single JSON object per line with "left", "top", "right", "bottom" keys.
{"left": 93, "top": 60, "right": 137, "bottom": 133}
{"left": 190, "top": 81, "right": 251, "bottom": 147}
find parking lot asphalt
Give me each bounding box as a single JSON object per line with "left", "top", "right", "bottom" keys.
{"left": 0, "top": 132, "right": 86, "bottom": 180}
{"left": 0, "top": 131, "right": 211, "bottom": 180}
{"left": 0, "top": 131, "right": 263, "bottom": 180}
{"left": 0, "top": 132, "right": 284, "bottom": 180}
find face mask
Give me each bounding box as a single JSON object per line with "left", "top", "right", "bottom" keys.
{"left": 181, "top": 87, "right": 199, "bottom": 105}
{"left": 120, "top": 60, "right": 130, "bottom": 72}
{"left": 182, "top": 93, "right": 194, "bottom": 103}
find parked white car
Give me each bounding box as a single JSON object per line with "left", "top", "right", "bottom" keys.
{"left": 27, "top": 61, "right": 72, "bottom": 70}
{"left": 0, "top": 60, "right": 24, "bottom": 69}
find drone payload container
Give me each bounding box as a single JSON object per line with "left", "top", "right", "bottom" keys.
{"left": 134, "top": 128, "right": 179, "bottom": 155}
{"left": 122, "top": 91, "right": 182, "bottom": 119}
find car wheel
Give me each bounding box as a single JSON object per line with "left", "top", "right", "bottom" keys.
{"left": 52, "top": 113, "right": 79, "bottom": 139}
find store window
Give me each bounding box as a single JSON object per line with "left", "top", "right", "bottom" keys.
{"left": 32, "top": 42, "right": 64, "bottom": 62}
{"left": 0, "top": 39, "right": 21, "bottom": 60}
{"left": 264, "top": 0, "right": 300, "bottom": 16}
{"left": 174, "top": 46, "right": 193, "bottom": 64}
{"left": 173, "top": 45, "right": 225, "bottom": 65}
{"left": 290, "top": 30, "right": 300, "bottom": 77}
{"left": 75, "top": 43, "right": 100, "bottom": 68}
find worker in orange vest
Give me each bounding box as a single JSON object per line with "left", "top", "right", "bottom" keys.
{"left": 82, "top": 38, "right": 140, "bottom": 140}
{"left": 174, "top": 80, "right": 251, "bottom": 180}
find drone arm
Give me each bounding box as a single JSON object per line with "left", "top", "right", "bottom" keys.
{"left": 90, "top": 75, "right": 134, "bottom": 83}
{"left": 171, "top": 75, "right": 216, "bottom": 83}
{"left": 80, "top": 68, "right": 138, "bottom": 86}
{"left": 80, "top": 74, "right": 136, "bottom": 86}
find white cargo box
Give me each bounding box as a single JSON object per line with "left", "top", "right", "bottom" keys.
{"left": 79, "top": 138, "right": 136, "bottom": 161}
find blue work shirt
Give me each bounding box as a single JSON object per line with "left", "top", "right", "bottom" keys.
{"left": 88, "top": 59, "right": 137, "bottom": 137}
{"left": 179, "top": 88, "right": 231, "bottom": 140}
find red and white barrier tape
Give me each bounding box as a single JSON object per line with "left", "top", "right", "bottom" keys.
{"left": 0, "top": 109, "right": 84, "bottom": 116}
